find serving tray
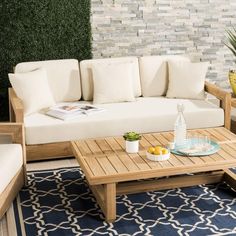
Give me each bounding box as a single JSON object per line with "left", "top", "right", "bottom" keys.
{"left": 171, "top": 139, "right": 220, "bottom": 157}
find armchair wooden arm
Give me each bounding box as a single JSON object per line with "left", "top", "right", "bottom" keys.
{"left": 204, "top": 81, "right": 231, "bottom": 129}
{"left": 8, "top": 88, "right": 24, "bottom": 122}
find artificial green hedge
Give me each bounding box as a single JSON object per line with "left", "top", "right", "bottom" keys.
{"left": 0, "top": 0, "right": 92, "bottom": 120}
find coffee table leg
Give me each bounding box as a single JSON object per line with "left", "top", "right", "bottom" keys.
{"left": 104, "top": 183, "right": 116, "bottom": 222}
{"left": 223, "top": 169, "right": 236, "bottom": 191}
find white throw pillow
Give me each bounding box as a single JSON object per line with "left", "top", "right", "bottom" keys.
{"left": 80, "top": 57, "right": 141, "bottom": 101}
{"left": 139, "top": 55, "right": 190, "bottom": 97}
{"left": 92, "top": 63, "right": 136, "bottom": 104}
{"left": 15, "top": 59, "right": 81, "bottom": 102}
{"left": 9, "top": 68, "right": 55, "bottom": 116}
{"left": 166, "top": 61, "right": 209, "bottom": 100}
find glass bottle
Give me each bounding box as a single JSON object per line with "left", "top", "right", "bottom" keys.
{"left": 174, "top": 104, "right": 187, "bottom": 149}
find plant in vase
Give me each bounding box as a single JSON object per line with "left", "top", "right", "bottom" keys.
{"left": 225, "top": 28, "right": 236, "bottom": 96}
{"left": 123, "top": 132, "right": 141, "bottom": 153}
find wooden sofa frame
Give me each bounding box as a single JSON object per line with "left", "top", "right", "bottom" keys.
{"left": 0, "top": 123, "right": 26, "bottom": 219}
{"left": 8, "top": 81, "right": 231, "bottom": 162}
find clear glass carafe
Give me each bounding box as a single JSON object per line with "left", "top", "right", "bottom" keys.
{"left": 174, "top": 104, "right": 187, "bottom": 149}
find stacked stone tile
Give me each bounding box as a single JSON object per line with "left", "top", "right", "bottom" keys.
{"left": 91, "top": 0, "right": 236, "bottom": 88}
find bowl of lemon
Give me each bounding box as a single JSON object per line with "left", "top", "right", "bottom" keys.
{"left": 146, "top": 146, "right": 170, "bottom": 161}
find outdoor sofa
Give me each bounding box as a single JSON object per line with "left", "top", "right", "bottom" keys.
{"left": 8, "top": 55, "right": 231, "bottom": 161}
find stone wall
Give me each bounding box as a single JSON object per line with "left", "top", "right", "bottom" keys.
{"left": 91, "top": 0, "right": 236, "bottom": 88}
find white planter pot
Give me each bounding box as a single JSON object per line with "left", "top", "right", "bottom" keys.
{"left": 125, "top": 140, "right": 139, "bottom": 153}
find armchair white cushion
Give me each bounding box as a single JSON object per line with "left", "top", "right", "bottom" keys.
{"left": 0, "top": 144, "right": 23, "bottom": 194}
{"left": 0, "top": 123, "right": 25, "bottom": 219}
{"left": 15, "top": 59, "right": 81, "bottom": 102}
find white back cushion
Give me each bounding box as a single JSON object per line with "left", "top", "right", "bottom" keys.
{"left": 139, "top": 55, "right": 191, "bottom": 97}
{"left": 15, "top": 59, "right": 81, "bottom": 102}
{"left": 80, "top": 57, "right": 142, "bottom": 101}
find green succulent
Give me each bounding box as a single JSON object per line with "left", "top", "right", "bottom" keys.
{"left": 225, "top": 28, "right": 236, "bottom": 58}
{"left": 123, "top": 132, "right": 141, "bottom": 141}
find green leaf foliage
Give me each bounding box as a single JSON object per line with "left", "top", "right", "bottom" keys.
{"left": 0, "top": 0, "right": 92, "bottom": 120}
{"left": 123, "top": 132, "right": 141, "bottom": 141}
{"left": 225, "top": 28, "right": 236, "bottom": 58}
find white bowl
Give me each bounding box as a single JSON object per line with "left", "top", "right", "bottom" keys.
{"left": 146, "top": 150, "right": 170, "bottom": 162}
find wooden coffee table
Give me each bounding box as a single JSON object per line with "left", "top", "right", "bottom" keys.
{"left": 71, "top": 127, "right": 236, "bottom": 222}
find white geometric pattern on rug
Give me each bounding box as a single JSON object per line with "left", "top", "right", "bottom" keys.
{"left": 13, "top": 167, "right": 236, "bottom": 236}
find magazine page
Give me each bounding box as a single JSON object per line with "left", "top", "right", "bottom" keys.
{"left": 80, "top": 105, "right": 105, "bottom": 114}
{"left": 49, "top": 102, "right": 83, "bottom": 114}
{"left": 47, "top": 109, "right": 84, "bottom": 120}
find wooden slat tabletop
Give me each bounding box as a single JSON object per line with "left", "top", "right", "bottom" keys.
{"left": 71, "top": 127, "right": 236, "bottom": 185}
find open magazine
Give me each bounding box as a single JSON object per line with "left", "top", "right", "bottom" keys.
{"left": 46, "top": 102, "right": 105, "bottom": 120}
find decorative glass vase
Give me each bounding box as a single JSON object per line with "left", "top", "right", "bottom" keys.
{"left": 229, "top": 70, "right": 236, "bottom": 96}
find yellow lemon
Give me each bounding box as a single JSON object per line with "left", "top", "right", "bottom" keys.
{"left": 154, "top": 149, "right": 162, "bottom": 155}
{"left": 148, "top": 147, "right": 155, "bottom": 154}
{"left": 154, "top": 146, "right": 162, "bottom": 152}
{"left": 162, "top": 148, "right": 169, "bottom": 155}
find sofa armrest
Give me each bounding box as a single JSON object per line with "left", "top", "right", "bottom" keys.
{"left": 0, "top": 123, "right": 24, "bottom": 145}
{"left": 8, "top": 88, "right": 24, "bottom": 122}
{"left": 0, "top": 123, "right": 27, "bottom": 184}
{"left": 204, "top": 81, "right": 231, "bottom": 130}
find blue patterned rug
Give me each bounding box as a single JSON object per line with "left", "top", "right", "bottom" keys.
{"left": 13, "top": 167, "right": 236, "bottom": 236}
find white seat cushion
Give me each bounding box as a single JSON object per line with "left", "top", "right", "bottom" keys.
{"left": 15, "top": 59, "right": 81, "bottom": 102}
{"left": 24, "top": 97, "right": 224, "bottom": 145}
{"left": 0, "top": 144, "right": 23, "bottom": 194}
{"left": 139, "top": 55, "right": 190, "bottom": 97}
{"left": 80, "top": 57, "right": 142, "bottom": 101}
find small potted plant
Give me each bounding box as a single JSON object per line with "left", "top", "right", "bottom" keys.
{"left": 123, "top": 131, "right": 141, "bottom": 153}
{"left": 225, "top": 28, "right": 236, "bottom": 95}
